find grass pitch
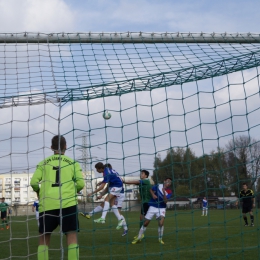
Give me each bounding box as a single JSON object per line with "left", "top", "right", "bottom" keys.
{"left": 0, "top": 209, "right": 259, "bottom": 260}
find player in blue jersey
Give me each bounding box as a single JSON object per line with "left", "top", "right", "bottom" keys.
{"left": 87, "top": 162, "right": 124, "bottom": 229}
{"left": 132, "top": 177, "right": 172, "bottom": 245}
{"left": 81, "top": 164, "right": 128, "bottom": 235}
{"left": 201, "top": 197, "right": 208, "bottom": 216}
{"left": 32, "top": 197, "right": 40, "bottom": 226}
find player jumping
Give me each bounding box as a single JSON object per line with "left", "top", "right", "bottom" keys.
{"left": 87, "top": 162, "right": 124, "bottom": 229}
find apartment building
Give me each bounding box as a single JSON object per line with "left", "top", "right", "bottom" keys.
{"left": 0, "top": 173, "right": 35, "bottom": 205}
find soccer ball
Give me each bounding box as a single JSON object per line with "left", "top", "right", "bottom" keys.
{"left": 103, "top": 110, "right": 111, "bottom": 120}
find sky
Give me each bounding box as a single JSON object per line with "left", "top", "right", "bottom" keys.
{"left": 0, "top": 0, "right": 260, "bottom": 178}
{"left": 0, "top": 0, "right": 260, "bottom": 33}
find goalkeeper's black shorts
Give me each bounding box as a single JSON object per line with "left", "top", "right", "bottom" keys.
{"left": 39, "top": 205, "right": 79, "bottom": 234}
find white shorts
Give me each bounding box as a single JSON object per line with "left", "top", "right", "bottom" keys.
{"left": 109, "top": 187, "right": 122, "bottom": 196}
{"left": 203, "top": 207, "right": 208, "bottom": 210}
{"left": 145, "top": 206, "right": 166, "bottom": 220}
{"left": 115, "top": 193, "right": 125, "bottom": 208}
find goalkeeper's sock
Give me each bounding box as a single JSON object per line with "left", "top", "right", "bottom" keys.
{"left": 68, "top": 243, "right": 79, "bottom": 260}
{"left": 250, "top": 215, "right": 254, "bottom": 224}
{"left": 101, "top": 201, "right": 109, "bottom": 219}
{"left": 243, "top": 216, "right": 248, "bottom": 225}
{"left": 38, "top": 245, "right": 49, "bottom": 260}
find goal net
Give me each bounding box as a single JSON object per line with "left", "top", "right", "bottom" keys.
{"left": 0, "top": 32, "right": 260, "bottom": 259}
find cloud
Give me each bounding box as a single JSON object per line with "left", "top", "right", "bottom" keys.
{"left": 0, "top": 0, "right": 76, "bottom": 32}
{"left": 0, "top": 0, "right": 260, "bottom": 33}
{"left": 72, "top": 0, "right": 260, "bottom": 32}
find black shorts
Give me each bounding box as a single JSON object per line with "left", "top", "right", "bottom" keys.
{"left": 140, "top": 203, "right": 149, "bottom": 216}
{"left": 242, "top": 206, "right": 252, "bottom": 214}
{"left": 1, "top": 211, "right": 7, "bottom": 219}
{"left": 39, "top": 205, "right": 79, "bottom": 234}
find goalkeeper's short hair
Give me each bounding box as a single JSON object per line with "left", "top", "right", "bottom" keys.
{"left": 51, "top": 135, "right": 66, "bottom": 152}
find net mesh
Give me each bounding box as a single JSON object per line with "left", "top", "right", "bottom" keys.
{"left": 0, "top": 33, "right": 260, "bottom": 259}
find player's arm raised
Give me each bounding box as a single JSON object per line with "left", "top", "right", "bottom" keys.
{"left": 123, "top": 180, "right": 140, "bottom": 185}
{"left": 88, "top": 182, "right": 106, "bottom": 197}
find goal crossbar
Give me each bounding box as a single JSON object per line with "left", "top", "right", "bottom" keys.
{"left": 1, "top": 32, "right": 260, "bottom": 44}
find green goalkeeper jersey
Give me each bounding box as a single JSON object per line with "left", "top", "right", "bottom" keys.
{"left": 30, "top": 154, "right": 85, "bottom": 213}
{"left": 139, "top": 178, "right": 152, "bottom": 203}
{"left": 0, "top": 202, "right": 8, "bottom": 212}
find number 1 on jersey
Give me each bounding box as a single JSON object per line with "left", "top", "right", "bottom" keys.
{"left": 52, "top": 166, "right": 62, "bottom": 187}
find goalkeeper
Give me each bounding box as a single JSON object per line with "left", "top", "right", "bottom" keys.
{"left": 30, "top": 135, "right": 85, "bottom": 260}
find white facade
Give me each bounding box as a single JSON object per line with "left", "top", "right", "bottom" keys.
{"left": 0, "top": 173, "right": 36, "bottom": 205}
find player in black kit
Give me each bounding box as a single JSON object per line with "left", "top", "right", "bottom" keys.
{"left": 236, "top": 183, "right": 255, "bottom": 227}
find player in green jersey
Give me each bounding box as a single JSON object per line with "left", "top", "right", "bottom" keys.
{"left": 0, "top": 197, "right": 9, "bottom": 230}
{"left": 30, "top": 135, "right": 85, "bottom": 260}
{"left": 123, "top": 170, "right": 152, "bottom": 229}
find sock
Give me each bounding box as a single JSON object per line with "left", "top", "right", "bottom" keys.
{"left": 202, "top": 210, "right": 204, "bottom": 216}
{"left": 120, "top": 215, "right": 128, "bottom": 230}
{"left": 158, "top": 226, "right": 164, "bottom": 239}
{"left": 68, "top": 243, "right": 79, "bottom": 260}
{"left": 250, "top": 215, "right": 254, "bottom": 224}
{"left": 101, "top": 201, "right": 109, "bottom": 219}
{"left": 138, "top": 225, "right": 146, "bottom": 239}
{"left": 111, "top": 205, "right": 122, "bottom": 221}
{"left": 205, "top": 209, "right": 208, "bottom": 216}
{"left": 89, "top": 205, "right": 103, "bottom": 216}
{"left": 244, "top": 216, "right": 248, "bottom": 225}
{"left": 38, "top": 245, "right": 49, "bottom": 260}
{"left": 139, "top": 216, "right": 145, "bottom": 228}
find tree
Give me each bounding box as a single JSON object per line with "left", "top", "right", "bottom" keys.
{"left": 152, "top": 135, "right": 260, "bottom": 197}
{"left": 153, "top": 147, "right": 199, "bottom": 196}
{"left": 225, "top": 135, "right": 260, "bottom": 189}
